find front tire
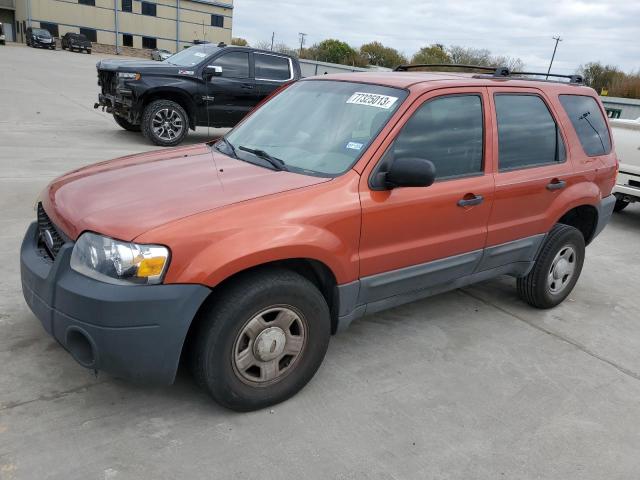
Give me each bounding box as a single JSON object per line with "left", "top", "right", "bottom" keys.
{"left": 113, "top": 113, "right": 141, "bottom": 132}
{"left": 614, "top": 198, "right": 629, "bottom": 212}
{"left": 190, "top": 268, "right": 331, "bottom": 411}
{"left": 517, "top": 224, "right": 585, "bottom": 309}
{"left": 141, "top": 99, "right": 189, "bottom": 147}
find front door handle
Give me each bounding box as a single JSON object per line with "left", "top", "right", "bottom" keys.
{"left": 546, "top": 179, "right": 567, "bottom": 191}
{"left": 457, "top": 194, "right": 484, "bottom": 207}
{"left": 241, "top": 83, "right": 254, "bottom": 89}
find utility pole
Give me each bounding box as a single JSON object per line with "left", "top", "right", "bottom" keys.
{"left": 298, "top": 32, "right": 307, "bottom": 56}
{"left": 546, "top": 36, "right": 562, "bottom": 79}
{"left": 270, "top": 31, "right": 275, "bottom": 51}
{"left": 114, "top": 0, "right": 120, "bottom": 55}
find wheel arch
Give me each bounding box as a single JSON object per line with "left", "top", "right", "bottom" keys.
{"left": 555, "top": 204, "right": 599, "bottom": 245}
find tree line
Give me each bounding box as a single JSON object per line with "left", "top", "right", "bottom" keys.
{"left": 578, "top": 63, "right": 640, "bottom": 99}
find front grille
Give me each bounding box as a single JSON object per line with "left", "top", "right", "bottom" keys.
{"left": 98, "top": 70, "right": 117, "bottom": 96}
{"left": 37, "top": 203, "right": 65, "bottom": 259}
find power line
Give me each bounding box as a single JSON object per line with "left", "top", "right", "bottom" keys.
{"left": 546, "top": 36, "right": 562, "bottom": 79}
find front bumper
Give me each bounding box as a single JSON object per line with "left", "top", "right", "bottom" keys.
{"left": 20, "top": 222, "right": 210, "bottom": 385}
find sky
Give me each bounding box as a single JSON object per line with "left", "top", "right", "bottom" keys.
{"left": 232, "top": 0, "right": 640, "bottom": 74}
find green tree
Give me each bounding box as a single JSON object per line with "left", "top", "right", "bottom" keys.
{"left": 231, "top": 37, "right": 249, "bottom": 46}
{"left": 302, "top": 39, "right": 367, "bottom": 67}
{"left": 360, "top": 41, "right": 407, "bottom": 68}
{"left": 578, "top": 62, "right": 624, "bottom": 94}
{"left": 411, "top": 44, "right": 451, "bottom": 64}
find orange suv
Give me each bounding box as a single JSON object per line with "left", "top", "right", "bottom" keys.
{"left": 21, "top": 65, "right": 617, "bottom": 411}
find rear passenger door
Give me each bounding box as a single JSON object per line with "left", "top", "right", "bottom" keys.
{"left": 253, "top": 52, "right": 294, "bottom": 98}
{"left": 486, "top": 88, "right": 574, "bottom": 247}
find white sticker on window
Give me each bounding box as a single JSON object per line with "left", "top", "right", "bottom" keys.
{"left": 193, "top": 52, "right": 207, "bottom": 58}
{"left": 346, "top": 92, "right": 399, "bottom": 109}
{"left": 346, "top": 142, "right": 364, "bottom": 151}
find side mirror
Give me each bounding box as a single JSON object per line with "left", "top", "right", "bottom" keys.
{"left": 206, "top": 65, "right": 223, "bottom": 77}
{"left": 373, "top": 157, "right": 436, "bottom": 190}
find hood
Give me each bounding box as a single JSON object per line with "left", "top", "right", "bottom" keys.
{"left": 97, "top": 58, "right": 180, "bottom": 75}
{"left": 42, "top": 144, "right": 330, "bottom": 241}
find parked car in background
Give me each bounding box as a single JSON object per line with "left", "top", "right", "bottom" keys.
{"left": 25, "top": 66, "right": 617, "bottom": 411}
{"left": 26, "top": 27, "right": 55, "bottom": 49}
{"left": 610, "top": 117, "right": 640, "bottom": 211}
{"left": 61, "top": 32, "right": 92, "bottom": 54}
{"left": 0, "top": 23, "right": 6, "bottom": 45}
{"left": 94, "top": 43, "right": 301, "bottom": 146}
{"left": 151, "top": 48, "right": 172, "bottom": 61}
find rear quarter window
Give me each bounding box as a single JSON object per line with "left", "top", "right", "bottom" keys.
{"left": 559, "top": 95, "right": 612, "bottom": 156}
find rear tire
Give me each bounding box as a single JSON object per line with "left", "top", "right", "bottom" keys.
{"left": 141, "top": 99, "right": 189, "bottom": 147}
{"left": 517, "top": 224, "right": 585, "bottom": 309}
{"left": 614, "top": 198, "right": 629, "bottom": 212}
{"left": 113, "top": 114, "right": 141, "bottom": 132}
{"left": 189, "top": 268, "right": 331, "bottom": 411}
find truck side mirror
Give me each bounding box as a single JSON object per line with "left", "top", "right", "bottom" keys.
{"left": 206, "top": 65, "right": 223, "bottom": 77}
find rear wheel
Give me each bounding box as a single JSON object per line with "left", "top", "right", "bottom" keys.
{"left": 190, "top": 268, "right": 331, "bottom": 411}
{"left": 141, "top": 99, "right": 189, "bottom": 147}
{"left": 614, "top": 198, "right": 629, "bottom": 212}
{"left": 517, "top": 224, "right": 585, "bottom": 309}
{"left": 113, "top": 114, "right": 141, "bottom": 132}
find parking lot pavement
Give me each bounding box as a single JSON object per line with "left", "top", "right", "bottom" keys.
{"left": 1, "top": 43, "right": 640, "bottom": 479}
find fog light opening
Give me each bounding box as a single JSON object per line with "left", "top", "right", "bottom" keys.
{"left": 66, "top": 329, "right": 96, "bottom": 368}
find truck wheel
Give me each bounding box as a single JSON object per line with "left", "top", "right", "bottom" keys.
{"left": 614, "top": 198, "right": 629, "bottom": 212}
{"left": 517, "top": 224, "right": 585, "bottom": 309}
{"left": 113, "top": 114, "right": 141, "bottom": 132}
{"left": 141, "top": 99, "right": 189, "bottom": 147}
{"left": 190, "top": 268, "right": 331, "bottom": 411}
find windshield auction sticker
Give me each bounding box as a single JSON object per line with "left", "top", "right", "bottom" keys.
{"left": 346, "top": 92, "right": 399, "bottom": 109}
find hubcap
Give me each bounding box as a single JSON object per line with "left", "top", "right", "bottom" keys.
{"left": 547, "top": 245, "right": 576, "bottom": 294}
{"left": 232, "top": 306, "right": 307, "bottom": 386}
{"left": 151, "top": 108, "right": 183, "bottom": 141}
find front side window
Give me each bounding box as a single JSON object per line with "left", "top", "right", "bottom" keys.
{"left": 255, "top": 54, "right": 291, "bottom": 81}
{"left": 559, "top": 95, "right": 611, "bottom": 156}
{"left": 495, "top": 94, "right": 566, "bottom": 170}
{"left": 225, "top": 81, "right": 407, "bottom": 176}
{"left": 390, "top": 94, "right": 484, "bottom": 179}
{"left": 214, "top": 52, "right": 249, "bottom": 79}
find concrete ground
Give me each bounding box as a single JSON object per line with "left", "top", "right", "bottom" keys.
{"left": 1, "top": 43, "right": 640, "bottom": 480}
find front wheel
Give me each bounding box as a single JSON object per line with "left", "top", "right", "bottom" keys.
{"left": 614, "top": 198, "right": 629, "bottom": 212}
{"left": 190, "top": 269, "right": 331, "bottom": 411}
{"left": 113, "top": 113, "right": 141, "bottom": 132}
{"left": 141, "top": 99, "right": 189, "bottom": 147}
{"left": 517, "top": 224, "right": 585, "bottom": 309}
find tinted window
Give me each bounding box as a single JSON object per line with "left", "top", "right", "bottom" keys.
{"left": 79, "top": 28, "right": 96, "bottom": 42}
{"left": 392, "top": 95, "right": 484, "bottom": 179}
{"left": 121, "top": 0, "right": 132, "bottom": 12}
{"left": 495, "top": 94, "right": 565, "bottom": 170}
{"left": 141, "top": 2, "right": 156, "bottom": 16}
{"left": 122, "top": 33, "right": 133, "bottom": 47}
{"left": 211, "top": 14, "right": 224, "bottom": 27}
{"left": 142, "top": 37, "right": 156, "bottom": 49}
{"left": 559, "top": 95, "right": 611, "bottom": 156}
{"left": 255, "top": 54, "right": 291, "bottom": 81}
{"left": 214, "top": 52, "right": 249, "bottom": 79}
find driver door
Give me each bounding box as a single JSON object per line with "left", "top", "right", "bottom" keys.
{"left": 203, "top": 51, "right": 260, "bottom": 127}
{"left": 357, "top": 88, "right": 495, "bottom": 301}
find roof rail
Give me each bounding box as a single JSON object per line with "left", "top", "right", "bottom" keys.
{"left": 394, "top": 63, "right": 583, "bottom": 84}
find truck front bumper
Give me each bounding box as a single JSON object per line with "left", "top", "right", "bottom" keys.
{"left": 20, "top": 222, "right": 210, "bottom": 385}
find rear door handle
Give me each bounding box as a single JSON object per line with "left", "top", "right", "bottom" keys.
{"left": 457, "top": 194, "right": 484, "bottom": 207}
{"left": 546, "top": 179, "right": 566, "bottom": 191}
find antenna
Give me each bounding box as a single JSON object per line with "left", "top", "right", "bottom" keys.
{"left": 546, "top": 36, "right": 562, "bottom": 80}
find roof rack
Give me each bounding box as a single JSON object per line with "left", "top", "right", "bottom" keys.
{"left": 393, "top": 64, "right": 583, "bottom": 84}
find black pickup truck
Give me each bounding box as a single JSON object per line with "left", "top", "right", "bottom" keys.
{"left": 94, "top": 43, "right": 302, "bottom": 146}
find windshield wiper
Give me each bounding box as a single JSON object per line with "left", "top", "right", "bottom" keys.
{"left": 215, "top": 137, "right": 238, "bottom": 158}
{"left": 238, "top": 146, "right": 288, "bottom": 171}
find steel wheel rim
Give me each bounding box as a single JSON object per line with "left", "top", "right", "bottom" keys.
{"left": 152, "top": 108, "right": 183, "bottom": 141}
{"left": 232, "top": 305, "right": 307, "bottom": 386}
{"left": 547, "top": 245, "right": 576, "bottom": 294}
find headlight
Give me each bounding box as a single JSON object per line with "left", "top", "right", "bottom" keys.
{"left": 118, "top": 72, "right": 141, "bottom": 80}
{"left": 70, "top": 232, "right": 169, "bottom": 285}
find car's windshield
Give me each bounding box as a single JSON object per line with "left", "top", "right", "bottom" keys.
{"left": 225, "top": 80, "right": 407, "bottom": 176}
{"left": 34, "top": 29, "right": 51, "bottom": 37}
{"left": 164, "top": 45, "right": 220, "bottom": 66}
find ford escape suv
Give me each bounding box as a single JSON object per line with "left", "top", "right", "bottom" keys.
{"left": 21, "top": 66, "right": 617, "bottom": 411}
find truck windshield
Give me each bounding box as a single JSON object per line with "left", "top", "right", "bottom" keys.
{"left": 225, "top": 80, "right": 407, "bottom": 177}
{"left": 164, "top": 45, "right": 221, "bottom": 67}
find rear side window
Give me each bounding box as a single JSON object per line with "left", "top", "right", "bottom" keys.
{"left": 495, "top": 94, "right": 566, "bottom": 170}
{"left": 392, "top": 95, "right": 484, "bottom": 179}
{"left": 255, "top": 54, "right": 291, "bottom": 81}
{"left": 559, "top": 95, "right": 611, "bottom": 156}
{"left": 214, "top": 52, "right": 249, "bottom": 79}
